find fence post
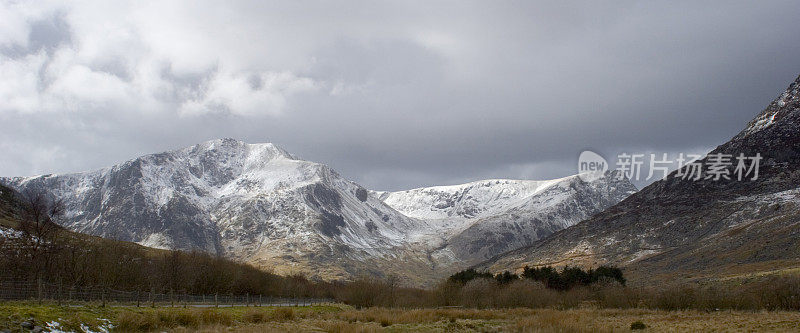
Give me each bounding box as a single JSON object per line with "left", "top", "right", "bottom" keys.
{"left": 136, "top": 290, "right": 140, "bottom": 307}
{"left": 215, "top": 293, "right": 218, "bottom": 308}
{"left": 37, "top": 277, "right": 42, "bottom": 305}
{"left": 101, "top": 288, "right": 106, "bottom": 308}
{"left": 170, "top": 289, "right": 174, "bottom": 308}
{"left": 259, "top": 294, "right": 262, "bottom": 307}
{"left": 57, "top": 280, "right": 63, "bottom": 306}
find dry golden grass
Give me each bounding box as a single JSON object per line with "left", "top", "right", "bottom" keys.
{"left": 511, "top": 308, "right": 800, "bottom": 332}
{"left": 115, "top": 308, "right": 234, "bottom": 331}
{"left": 151, "top": 307, "right": 800, "bottom": 332}
{"left": 5, "top": 302, "right": 799, "bottom": 332}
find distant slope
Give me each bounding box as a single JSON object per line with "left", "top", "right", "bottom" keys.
{"left": 0, "top": 184, "right": 22, "bottom": 230}
{"left": 378, "top": 173, "right": 636, "bottom": 266}
{"left": 377, "top": 178, "right": 570, "bottom": 221}
{"left": 480, "top": 74, "right": 800, "bottom": 284}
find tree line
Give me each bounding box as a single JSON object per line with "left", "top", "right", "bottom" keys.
{"left": 0, "top": 188, "right": 326, "bottom": 298}
{"left": 448, "top": 265, "right": 625, "bottom": 290}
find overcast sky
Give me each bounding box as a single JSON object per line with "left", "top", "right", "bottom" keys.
{"left": 1, "top": 1, "right": 799, "bottom": 190}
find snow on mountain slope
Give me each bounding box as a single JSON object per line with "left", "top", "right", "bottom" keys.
{"left": 376, "top": 178, "right": 568, "bottom": 221}
{"left": 1, "top": 139, "right": 430, "bottom": 282}
{"left": 377, "top": 172, "right": 637, "bottom": 265}
{"left": 739, "top": 76, "right": 799, "bottom": 137}
{"left": 1, "top": 138, "right": 636, "bottom": 284}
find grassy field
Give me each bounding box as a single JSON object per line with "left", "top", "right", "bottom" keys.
{"left": 2, "top": 302, "right": 800, "bottom": 332}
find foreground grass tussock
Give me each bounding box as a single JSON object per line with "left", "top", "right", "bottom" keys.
{"left": 3, "top": 302, "right": 800, "bottom": 332}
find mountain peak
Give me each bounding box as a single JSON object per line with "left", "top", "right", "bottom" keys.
{"left": 186, "top": 138, "right": 296, "bottom": 161}
{"left": 738, "top": 74, "right": 800, "bottom": 138}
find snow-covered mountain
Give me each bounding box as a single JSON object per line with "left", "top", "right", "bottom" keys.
{"left": 1, "top": 138, "right": 636, "bottom": 284}
{"left": 2, "top": 139, "right": 433, "bottom": 281}
{"left": 377, "top": 173, "right": 637, "bottom": 265}
{"left": 377, "top": 178, "right": 571, "bottom": 221}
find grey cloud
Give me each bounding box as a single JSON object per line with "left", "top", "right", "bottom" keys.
{"left": 1, "top": 1, "right": 799, "bottom": 191}
{"left": 28, "top": 12, "right": 72, "bottom": 53}
{"left": 159, "top": 63, "right": 218, "bottom": 103}
{"left": 1, "top": 11, "right": 71, "bottom": 58}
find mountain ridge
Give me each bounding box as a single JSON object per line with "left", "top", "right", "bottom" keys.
{"left": 479, "top": 74, "right": 800, "bottom": 284}
{"left": 2, "top": 138, "right": 636, "bottom": 285}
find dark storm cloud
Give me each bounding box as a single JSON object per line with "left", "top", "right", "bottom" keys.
{"left": 1, "top": 1, "right": 799, "bottom": 190}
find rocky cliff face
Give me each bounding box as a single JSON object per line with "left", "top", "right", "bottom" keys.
{"left": 480, "top": 75, "right": 800, "bottom": 284}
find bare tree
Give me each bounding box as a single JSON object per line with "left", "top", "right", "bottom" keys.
{"left": 18, "top": 189, "right": 64, "bottom": 281}
{"left": 19, "top": 189, "right": 64, "bottom": 239}
{"left": 386, "top": 274, "right": 398, "bottom": 306}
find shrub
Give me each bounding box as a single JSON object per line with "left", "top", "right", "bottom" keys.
{"left": 271, "top": 307, "right": 296, "bottom": 321}
{"left": 459, "top": 278, "right": 497, "bottom": 308}
{"left": 630, "top": 321, "right": 646, "bottom": 330}
{"left": 242, "top": 309, "right": 267, "bottom": 323}
{"left": 448, "top": 269, "right": 493, "bottom": 285}
{"left": 591, "top": 266, "right": 626, "bottom": 286}
{"left": 521, "top": 265, "right": 625, "bottom": 290}
{"left": 115, "top": 311, "right": 158, "bottom": 332}
{"left": 199, "top": 309, "right": 232, "bottom": 326}
{"left": 522, "top": 266, "right": 561, "bottom": 288}
{"left": 494, "top": 271, "right": 519, "bottom": 285}
{"left": 496, "top": 279, "right": 556, "bottom": 308}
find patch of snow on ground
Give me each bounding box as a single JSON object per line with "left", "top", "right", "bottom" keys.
{"left": 139, "top": 232, "right": 173, "bottom": 250}
{"left": 734, "top": 188, "right": 800, "bottom": 204}
{"left": 0, "top": 226, "right": 23, "bottom": 239}
{"left": 629, "top": 249, "right": 659, "bottom": 263}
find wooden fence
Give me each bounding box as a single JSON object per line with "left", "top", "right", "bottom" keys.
{"left": 0, "top": 279, "right": 332, "bottom": 307}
